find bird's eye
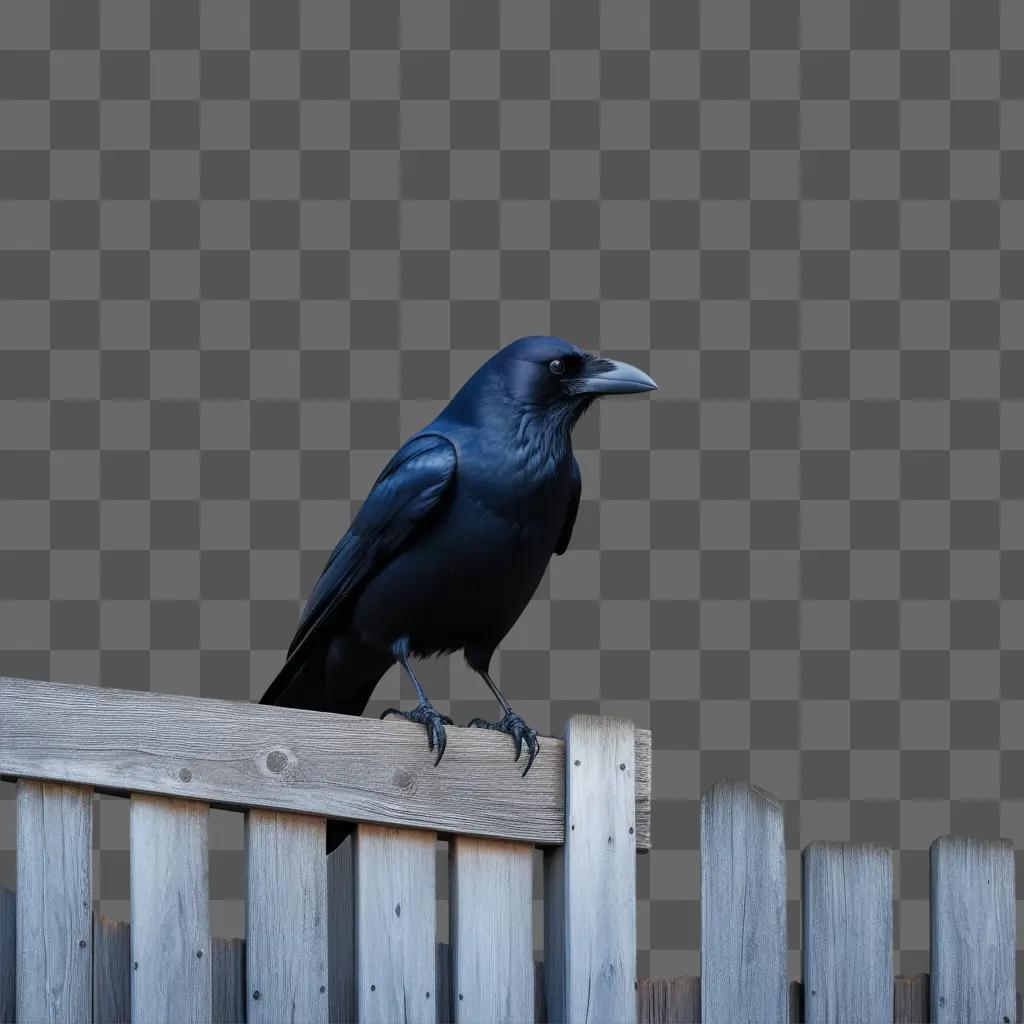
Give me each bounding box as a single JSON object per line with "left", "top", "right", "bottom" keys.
{"left": 549, "top": 359, "right": 565, "bottom": 376}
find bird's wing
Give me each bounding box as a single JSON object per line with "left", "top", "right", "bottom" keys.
{"left": 260, "top": 432, "right": 457, "bottom": 705}
{"left": 553, "top": 455, "right": 581, "bottom": 556}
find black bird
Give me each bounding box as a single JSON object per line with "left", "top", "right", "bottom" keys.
{"left": 259, "top": 335, "right": 656, "bottom": 851}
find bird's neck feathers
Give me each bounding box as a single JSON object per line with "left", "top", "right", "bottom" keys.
{"left": 441, "top": 366, "right": 590, "bottom": 471}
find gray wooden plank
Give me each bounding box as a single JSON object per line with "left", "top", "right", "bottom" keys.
{"left": 802, "top": 841, "right": 892, "bottom": 1023}
{"left": 789, "top": 981, "right": 802, "bottom": 1024}
{"left": 16, "top": 779, "right": 93, "bottom": 1024}
{"left": 212, "top": 937, "right": 245, "bottom": 1024}
{"left": 700, "top": 779, "right": 787, "bottom": 1024}
{"left": 0, "top": 888, "right": 13, "bottom": 1024}
{"left": 92, "top": 913, "right": 130, "bottom": 1024}
{"left": 636, "top": 976, "right": 700, "bottom": 1024}
{"left": 246, "top": 808, "right": 328, "bottom": 1024}
{"left": 354, "top": 823, "right": 436, "bottom": 1024}
{"left": 449, "top": 836, "right": 533, "bottom": 1024}
{"left": 437, "top": 943, "right": 451, "bottom": 1024}
{"left": 130, "top": 793, "right": 212, "bottom": 1024}
{"left": 561, "top": 715, "right": 638, "bottom": 1024}
{"left": 0, "top": 676, "right": 651, "bottom": 848}
{"left": 930, "top": 835, "right": 1016, "bottom": 1023}
{"left": 328, "top": 835, "right": 356, "bottom": 1024}
{"left": 893, "top": 974, "right": 928, "bottom": 1024}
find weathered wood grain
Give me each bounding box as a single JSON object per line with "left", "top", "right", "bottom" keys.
{"left": 893, "top": 974, "right": 928, "bottom": 1024}
{"left": 700, "top": 779, "right": 787, "bottom": 1024}
{"left": 354, "top": 823, "right": 436, "bottom": 1024}
{"left": 789, "top": 980, "right": 803, "bottom": 1023}
{"left": 328, "top": 836, "right": 356, "bottom": 1024}
{"left": 130, "top": 794, "right": 212, "bottom": 1024}
{"left": 449, "top": 836, "right": 534, "bottom": 1024}
{"left": 636, "top": 976, "right": 700, "bottom": 1023}
{"left": 0, "top": 888, "right": 13, "bottom": 1024}
{"left": 561, "top": 715, "right": 638, "bottom": 1024}
{"left": 16, "top": 779, "right": 92, "bottom": 1024}
{"left": 802, "top": 841, "right": 892, "bottom": 1023}
{"left": 533, "top": 960, "right": 546, "bottom": 1024}
{"left": 212, "top": 937, "right": 246, "bottom": 1024}
{"left": 0, "top": 676, "right": 652, "bottom": 848}
{"left": 930, "top": 835, "right": 1016, "bottom": 1023}
{"left": 246, "top": 809, "right": 328, "bottom": 1023}
{"left": 93, "top": 913, "right": 130, "bottom": 1024}
{"left": 542, "top": 844, "right": 565, "bottom": 1024}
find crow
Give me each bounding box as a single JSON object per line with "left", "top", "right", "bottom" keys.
{"left": 258, "top": 335, "right": 656, "bottom": 852}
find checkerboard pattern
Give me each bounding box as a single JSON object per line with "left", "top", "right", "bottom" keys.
{"left": 1, "top": 0, "right": 1023, "bottom": 982}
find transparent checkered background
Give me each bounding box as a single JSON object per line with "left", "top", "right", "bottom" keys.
{"left": 2, "top": 0, "right": 1024, "bottom": 983}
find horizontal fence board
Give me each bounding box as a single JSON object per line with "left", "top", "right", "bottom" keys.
{"left": 802, "top": 841, "right": 892, "bottom": 1023}
{"left": 636, "top": 976, "right": 700, "bottom": 1024}
{"left": 212, "top": 937, "right": 245, "bottom": 1024}
{"left": 700, "top": 779, "right": 787, "bottom": 1024}
{"left": 130, "top": 794, "right": 212, "bottom": 1024}
{"left": 0, "top": 888, "right": 12, "bottom": 1024}
{"left": 930, "top": 835, "right": 1016, "bottom": 1024}
{"left": 449, "top": 836, "right": 534, "bottom": 1024}
{"left": 355, "top": 824, "right": 436, "bottom": 1024}
{"left": 0, "top": 676, "right": 651, "bottom": 849}
{"left": 246, "top": 809, "right": 328, "bottom": 1024}
{"left": 894, "top": 974, "right": 928, "bottom": 1024}
{"left": 93, "top": 914, "right": 130, "bottom": 1024}
{"left": 16, "top": 779, "right": 92, "bottom": 1024}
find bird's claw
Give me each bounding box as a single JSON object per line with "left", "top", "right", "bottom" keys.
{"left": 468, "top": 711, "right": 540, "bottom": 776}
{"left": 381, "top": 702, "right": 454, "bottom": 766}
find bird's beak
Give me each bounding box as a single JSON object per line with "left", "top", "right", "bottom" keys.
{"left": 574, "top": 357, "right": 658, "bottom": 395}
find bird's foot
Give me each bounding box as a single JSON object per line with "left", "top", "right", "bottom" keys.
{"left": 380, "top": 701, "right": 454, "bottom": 767}
{"left": 468, "top": 711, "right": 540, "bottom": 776}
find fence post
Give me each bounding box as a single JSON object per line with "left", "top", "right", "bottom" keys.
{"left": 930, "top": 835, "right": 1015, "bottom": 1022}
{"left": 545, "top": 715, "right": 637, "bottom": 1024}
{"left": 700, "top": 779, "right": 787, "bottom": 1024}
{"left": 802, "top": 841, "right": 892, "bottom": 1023}
{"left": 130, "top": 794, "right": 212, "bottom": 1024}
{"left": 16, "top": 779, "right": 93, "bottom": 1024}
{"left": 354, "top": 824, "right": 437, "bottom": 1024}
{"left": 245, "top": 809, "right": 328, "bottom": 1024}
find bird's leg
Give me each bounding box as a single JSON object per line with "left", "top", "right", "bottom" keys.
{"left": 380, "top": 641, "right": 453, "bottom": 767}
{"left": 468, "top": 671, "right": 540, "bottom": 776}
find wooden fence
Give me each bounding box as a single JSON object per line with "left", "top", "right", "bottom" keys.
{"left": 0, "top": 676, "right": 650, "bottom": 1024}
{"left": 1, "top": 677, "right": 1021, "bottom": 1022}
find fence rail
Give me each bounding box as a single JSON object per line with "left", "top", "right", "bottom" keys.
{"left": 2, "top": 675, "right": 1022, "bottom": 1022}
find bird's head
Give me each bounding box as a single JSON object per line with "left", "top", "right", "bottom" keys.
{"left": 446, "top": 335, "right": 656, "bottom": 431}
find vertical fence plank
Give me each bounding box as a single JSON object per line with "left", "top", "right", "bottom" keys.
{"left": 328, "top": 834, "right": 356, "bottom": 1024}
{"left": 0, "top": 888, "right": 13, "bottom": 1024}
{"left": 636, "top": 977, "right": 700, "bottom": 1024}
{"left": 354, "top": 823, "right": 436, "bottom": 1024}
{"left": 930, "top": 835, "right": 1016, "bottom": 1023}
{"left": 700, "top": 779, "right": 787, "bottom": 1024}
{"left": 559, "top": 715, "right": 637, "bottom": 1024}
{"left": 449, "top": 836, "right": 533, "bottom": 1024}
{"left": 92, "top": 914, "right": 130, "bottom": 1024}
{"left": 542, "top": 844, "right": 565, "bottom": 1023}
{"left": 16, "top": 779, "right": 92, "bottom": 1024}
{"left": 130, "top": 793, "right": 212, "bottom": 1024}
{"left": 246, "top": 809, "right": 328, "bottom": 1024}
{"left": 533, "top": 960, "right": 545, "bottom": 1024}
{"left": 893, "top": 974, "right": 929, "bottom": 1024}
{"left": 212, "top": 937, "right": 246, "bottom": 1024}
{"left": 802, "top": 841, "right": 892, "bottom": 1023}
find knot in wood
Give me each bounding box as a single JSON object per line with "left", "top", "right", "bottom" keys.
{"left": 178, "top": 767, "right": 192, "bottom": 783}
{"left": 265, "top": 750, "right": 289, "bottom": 773}
{"left": 392, "top": 768, "right": 414, "bottom": 790}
